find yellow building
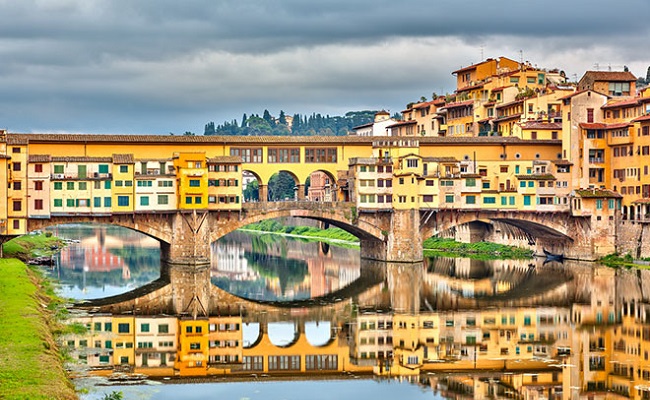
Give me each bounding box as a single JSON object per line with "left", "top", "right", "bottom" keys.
{"left": 177, "top": 318, "right": 210, "bottom": 376}
{"left": 174, "top": 152, "right": 208, "bottom": 210}
{"left": 111, "top": 154, "right": 136, "bottom": 213}
{"left": 207, "top": 156, "right": 242, "bottom": 210}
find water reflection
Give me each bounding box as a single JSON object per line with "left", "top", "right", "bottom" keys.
{"left": 64, "top": 254, "right": 650, "bottom": 400}
{"left": 47, "top": 225, "right": 161, "bottom": 299}
{"left": 211, "top": 231, "right": 361, "bottom": 301}
{"left": 54, "top": 227, "right": 650, "bottom": 400}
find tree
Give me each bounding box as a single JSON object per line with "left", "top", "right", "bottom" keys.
{"left": 262, "top": 109, "right": 274, "bottom": 126}
{"left": 646, "top": 66, "right": 650, "bottom": 83}
{"left": 241, "top": 113, "right": 248, "bottom": 127}
{"left": 183, "top": 131, "right": 195, "bottom": 136}
{"left": 278, "top": 110, "right": 287, "bottom": 125}
{"left": 246, "top": 116, "right": 272, "bottom": 136}
{"left": 243, "top": 180, "right": 259, "bottom": 202}
{"left": 267, "top": 172, "right": 296, "bottom": 201}
{"left": 204, "top": 122, "right": 215, "bottom": 135}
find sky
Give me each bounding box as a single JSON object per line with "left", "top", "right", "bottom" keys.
{"left": 1, "top": 0, "right": 649, "bottom": 135}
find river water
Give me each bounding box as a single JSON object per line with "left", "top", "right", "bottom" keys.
{"left": 46, "top": 224, "right": 650, "bottom": 400}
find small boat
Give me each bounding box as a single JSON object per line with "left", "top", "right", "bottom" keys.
{"left": 543, "top": 248, "right": 564, "bottom": 262}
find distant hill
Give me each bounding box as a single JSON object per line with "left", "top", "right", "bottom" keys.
{"left": 204, "top": 110, "right": 377, "bottom": 136}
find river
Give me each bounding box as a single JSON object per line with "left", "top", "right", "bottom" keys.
{"left": 46, "top": 224, "right": 650, "bottom": 400}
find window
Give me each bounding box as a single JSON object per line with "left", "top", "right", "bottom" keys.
{"left": 587, "top": 108, "right": 594, "bottom": 123}
{"left": 66, "top": 199, "right": 74, "bottom": 207}
{"left": 524, "top": 195, "right": 532, "bottom": 206}
{"left": 158, "top": 324, "right": 169, "bottom": 334}
{"left": 66, "top": 182, "right": 74, "bottom": 190}
{"left": 466, "top": 195, "right": 476, "bottom": 204}
{"left": 190, "top": 343, "right": 201, "bottom": 350}
{"left": 53, "top": 199, "right": 62, "bottom": 207}
{"left": 78, "top": 182, "right": 87, "bottom": 190}
{"left": 119, "top": 165, "right": 128, "bottom": 173}
{"left": 140, "top": 196, "right": 149, "bottom": 206}
{"left": 53, "top": 165, "right": 64, "bottom": 174}
{"left": 189, "top": 179, "right": 200, "bottom": 187}
{"left": 12, "top": 201, "right": 21, "bottom": 212}
{"left": 33, "top": 199, "right": 43, "bottom": 210}
{"left": 158, "top": 195, "right": 169, "bottom": 205}
{"left": 118, "top": 323, "right": 130, "bottom": 333}
{"left": 466, "top": 178, "right": 476, "bottom": 187}
{"left": 445, "top": 195, "right": 454, "bottom": 203}
{"left": 104, "top": 181, "right": 111, "bottom": 189}
{"left": 141, "top": 323, "right": 150, "bottom": 333}
{"left": 12, "top": 162, "right": 21, "bottom": 172}
{"left": 305, "top": 148, "right": 337, "bottom": 163}
{"left": 12, "top": 181, "right": 21, "bottom": 191}
{"left": 99, "top": 164, "right": 109, "bottom": 174}
{"left": 117, "top": 196, "right": 129, "bottom": 207}
{"left": 94, "top": 197, "right": 101, "bottom": 207}
{"left": 34, "top": 181, "right": 43, "bottom": 191}
{"left": 407, "top": 159, "right": 418, "bottom": 168}
{"left": 104, "top": 197, "right": 112, "bottom": 207}
{"left": 34, "top": 164, "right": 43, "bottom": 173}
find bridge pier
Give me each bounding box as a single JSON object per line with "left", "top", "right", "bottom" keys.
{"left": 359, "top": 209, "right": 423, "bottom": 263}
{"left": 161, "top": 211, "right": 211, "bottom": 266}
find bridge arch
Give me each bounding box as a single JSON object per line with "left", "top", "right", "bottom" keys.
{"left": 420, "top": 210, "right": 573, "bottom": 245}
{"left": 209, "top": 202, "right": 386, "bottom": 245}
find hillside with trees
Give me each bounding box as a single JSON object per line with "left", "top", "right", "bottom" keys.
{"left": 204, "top": 110, "right": 378, "bottom": 136}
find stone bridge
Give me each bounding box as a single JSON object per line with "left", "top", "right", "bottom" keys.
{"left": 28, "top": 201, "right": 598, "bottom": 264}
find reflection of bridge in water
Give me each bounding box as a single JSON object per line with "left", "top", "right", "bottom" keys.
{"left": 76, "top": 257, "right": 578, "bottom": 320}
{"left": 64, "top": 261, "right": 650, "bottom": 400}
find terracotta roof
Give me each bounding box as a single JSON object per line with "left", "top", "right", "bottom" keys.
{"left": 558, "top": 89, "right": 608, "bottom": 101}
{"left": 0, "top": 154, "right": 11, "bottom": 160}
{"left": 519, "top": 121, "right": 562, "bottom": 130}
{"left": 490, "top": 86, "right": 508, "bottom": 92}
{"left": 574, "top": 188, "right": 622, "bottom": 198}
{"left": 207, "top": 156, "right": 242, "bottom": 164}
{"left": 493, "top": 114, "right": 522, "bottom": 122}
{"left": 477, "top": 117, "right": 494, "bottom": 123}
{"left": 457, "top": 82, "right": 485, "bottom": 92}
{"left": 413, "top": 100, "right": 437, "bottom": 109}
{"left": 51, "top": 156, "right": 112, "bottom": 163}
{"left": 601, "top": 98, "right": 640, "bottom": 109}
{"left": 421, "top": 156, "right": 458, "bottom": 163}
{"left": 461, "top": 173, "right": 482, "bottom": 178}
{"left": 441, "top": 100, "right": 474, "bottom": 110}
{"left": 6, "top": 136, "right": 29, "bottom": 145}
{"left": 552, "top": 160, "right": 573, "bottom": 166}
{"left": 496, "top": 99, "right": 523, "bottom": 109}
{"left": 482, "top": 102, "right": 496, "bottom": 107}
{"left": 516, "top": 174, "right": 557, "bottom": 181}
{"left": 632, "top": 114, "right": 650, "bottom": 123}
{"left": 28, "top": 154, "right": 51, "bottom": 163}
{"left": 579, "top": 122, "right": 630, "bottom": 130}
{"left": 112, "top": 154, "right": 134, "bottom": 164}
{"left": 387, "top": 120, "right": 417, "bottom": 128}
{"left": 581, "top": 71, "right": 637, "bottom": 82}
{"left": 632, "top": 198, "right": 650, "bottom": 204}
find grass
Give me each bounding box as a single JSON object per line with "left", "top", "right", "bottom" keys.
{"left": 3, "top": 232, "right": 66, "bottom": 261}
{"left": 0, "top": 259, "right": 77, "bottom": 400}
{"left": 242, "top": 220, "right": 358, "bottom": 243}
{"left": 422, "top": 237, "right": 533, "bottom": 259}
{"left": 599, "top": 253, "right": 650, "bottom": 269}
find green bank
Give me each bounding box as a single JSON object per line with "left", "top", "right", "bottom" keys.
{"left": 0, "top": 258, "right": 77, "bottom": 400}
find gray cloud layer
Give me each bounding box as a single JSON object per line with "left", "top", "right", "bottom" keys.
{"left": 1, "top": 0, "right": 649, "bottom": 133}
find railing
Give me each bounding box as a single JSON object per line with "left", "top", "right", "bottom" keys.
{"left": 589, "top": 157, "right": 604, "bottom": 164}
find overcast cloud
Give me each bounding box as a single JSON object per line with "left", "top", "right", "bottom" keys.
{"left": 1, "top": 0, "right": 649, "bottom": 134}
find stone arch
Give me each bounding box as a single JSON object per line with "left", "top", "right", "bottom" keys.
{"left": 27, "top": 215, "right": 173, "bottom": 244}
{"left": 305, "top": 169, "right": 337, "bottom": 202}
{"left": 420, "top": 210, "right": 572, "bottom": 244}
{"left": 209, "top": 204, "right": 385, "bottom": 245}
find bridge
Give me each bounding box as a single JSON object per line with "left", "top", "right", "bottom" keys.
{"left": 0, "top": 132, "right": 610, "bottom": 263}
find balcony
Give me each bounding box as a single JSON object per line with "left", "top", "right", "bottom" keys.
{"left": 51, "top": 173, "right": 112, "bottom": 180}
{"left": 589, "top": 157, "right": 604, "bottom": 164}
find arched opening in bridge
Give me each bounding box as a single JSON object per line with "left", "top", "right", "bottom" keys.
{"left": 305, "top": 321, "right": 334, "bottom": 346}
{"left": 242, "top": 170, "right": 261, "bottom": 202}
{"left": 268, "top": 322, "right": 299, "bottom": 347}
{"left": 32, "top": 224, "right": 161, "bottom": 300}
{"left": 306, "top": 170, "right": 337, "bottom": 202}
{"left": 267, "top": 171, "right": 302, "bottom": 201}
{"left": 211, "top": 229, "right": 361, "bottom": 302}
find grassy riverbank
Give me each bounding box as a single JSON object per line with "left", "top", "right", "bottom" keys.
{"left": 423, "top": 237, "right": 534, "bottom": 259}
{"left": 599, "top": 253, "right": 650, "bottom": 269}
{"left": 0, "top": 258, "right": 77, "bottom": 400}
{"left": 242, "top": 221, "right": 533, "bottom": 259}
{"left": 243, "top": 220, "right": 358, "bottom": 242}
{"left": 3, "top": 232, "right": 66, "bottom": 261}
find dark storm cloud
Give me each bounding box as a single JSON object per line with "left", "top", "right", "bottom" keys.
{"left": 0, "top": 0, "right": 649, "bottom": 133}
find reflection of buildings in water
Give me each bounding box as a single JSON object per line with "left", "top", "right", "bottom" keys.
{"left": 210, "top": 241, "right": 258, "bottom": 281}
{"left": 426, "top": 257, "right": 537, "bottom": 298}
{"left": 64, "top": 264, "right": 650, "bottom": 400}
{"left": 211, "top": 233, "right": 360, "bottom": 299}
{"left": 59, "top": 231, "right": 131, "bottom": 280}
